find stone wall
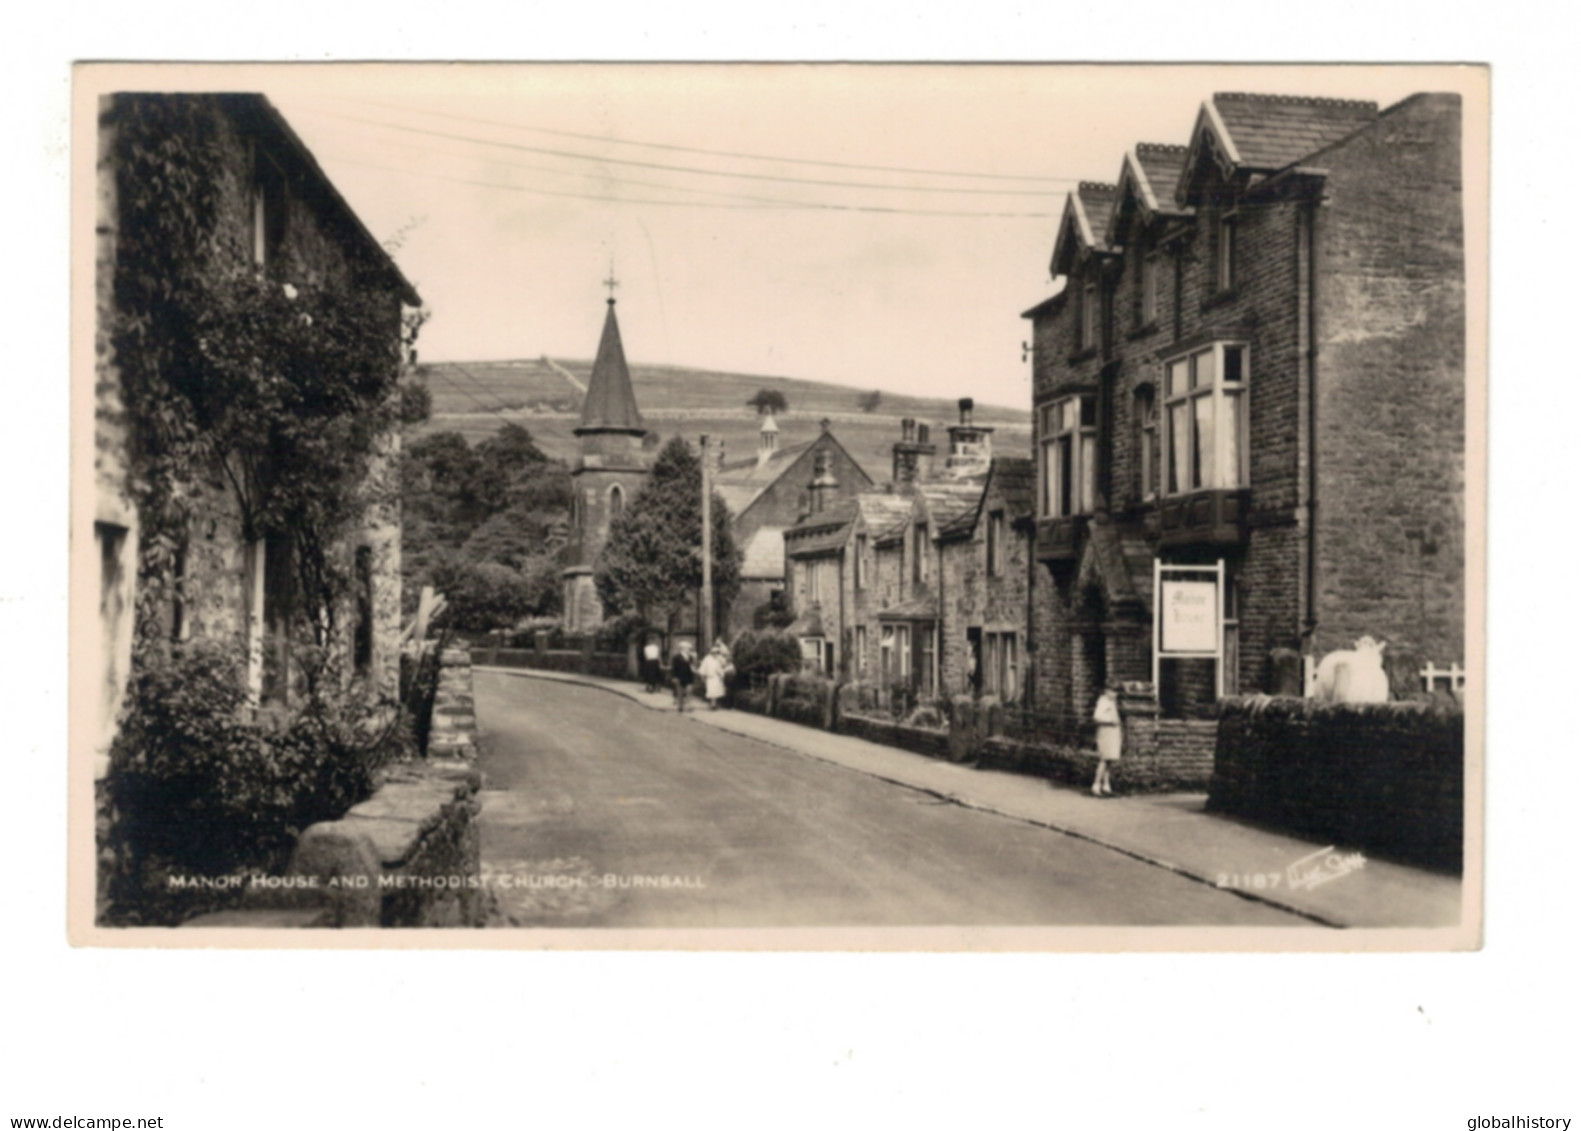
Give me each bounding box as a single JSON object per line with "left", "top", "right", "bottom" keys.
{"left": 184, "top": 647, "right": 485, "bottom": 928}
{"left": 1209, "top": 695, "right": 1463, "bottom": 871}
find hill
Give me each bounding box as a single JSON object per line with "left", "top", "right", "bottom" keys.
{"left": 415, "top": 358, "right": 1033, "bottom": 483}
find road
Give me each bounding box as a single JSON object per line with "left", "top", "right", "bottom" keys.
{"left": 474, "top": 672, "right": 1305, "bottom": 929}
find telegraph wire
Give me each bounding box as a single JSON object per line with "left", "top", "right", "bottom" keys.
{"left": 329, "top": 155, "right": 1061, "bottom": 219}
{"left": 327, "top": 94, "right": 1084, "bottom": 185}
{"left": 313, "top": 109, "right": 1071, "bottom": 198}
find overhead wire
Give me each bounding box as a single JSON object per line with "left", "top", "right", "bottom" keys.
{"left": 312, "top": 108, "right": 1073, "bottom": 198}
{"left": 326, "top": 94, "right": 1084, "bottom": 185}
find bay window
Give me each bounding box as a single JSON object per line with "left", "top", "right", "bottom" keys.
{"left": 1162, "top": 343, "right": 1248, "bottom": 496}
{"left": 1040, "top": 394, "right": 1098, "bottom": 518}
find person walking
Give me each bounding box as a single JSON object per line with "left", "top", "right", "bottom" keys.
{"left": 1091, "top": 684, "right": 1122, "bottom": 797}
{"left": 641, "top": 635, "right": 663, "bottom": 693}
{"left": 698, "top": 643, "right": 728, "bottom": 710}
{"left": 670, "top": 642, "right": 696, "bottom": 713}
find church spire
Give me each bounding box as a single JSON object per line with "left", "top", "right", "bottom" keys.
{"left": 575, "top": 292, "right": 645, "bottom": 435}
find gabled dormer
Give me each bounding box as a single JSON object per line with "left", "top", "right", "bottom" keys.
{"left": 1174, "top": 93, "right": 1379, "bottom": 208}
{"left": 1050, "top": 182, "right": 1119, "bottom": 356}
{"left": 1106, "top": 144, "right": 1190, "bottom": 248}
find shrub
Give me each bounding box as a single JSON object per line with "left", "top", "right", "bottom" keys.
{"left": 105, "top": 639, "right": 397, "bottom": 924}
{"left": 594, "top": 611, "right": 651, "bottom": 653}
{"left": 731, "top": 629, "right": 802, "bottom": 688}
{"left": 430, "top": 557, "right": 539, "bottom": 633}
{"left": 903, "top": 705, "right": 946, "bottom": 731}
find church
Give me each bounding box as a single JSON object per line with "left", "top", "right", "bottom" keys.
{"left": 560, "top": 292, "right": 652, "bottom": 634}
{"left": 560, "top": 290, "right": 870, "bottom": 640}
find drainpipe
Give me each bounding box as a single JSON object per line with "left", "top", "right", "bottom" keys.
{"left": 1299, "top": 194, "right": 1321, "bottom": 653}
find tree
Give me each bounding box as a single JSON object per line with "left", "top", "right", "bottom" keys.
{"left": 858, "top": 389, "right": 883, "bottom": 413}
{"left": 595, "top": 436, "right": 741, "bottom": 631}
{"left": 747, "top": 388, "right": 789, "bottom": 415}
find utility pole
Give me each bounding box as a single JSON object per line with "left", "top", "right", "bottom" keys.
{"left": 700, "top": 433, "right": 713, "bottom": 648}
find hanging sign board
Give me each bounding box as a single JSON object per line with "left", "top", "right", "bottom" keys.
{"left": 1160, "top": 579, "right": 1218, "bottom": 653}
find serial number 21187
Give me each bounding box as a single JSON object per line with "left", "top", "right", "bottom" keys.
{"left": 1216, "top": 873, "right": 1282, "bottom": 890}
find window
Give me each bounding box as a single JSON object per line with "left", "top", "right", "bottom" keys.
{"left": 920, "top": 628, "right": 936, "bottom": 696}
{"left": 251, "top": 149, "right": 287, "bottom": 267}
{"left": 1214, "top": 213, "right": 1235, "bottom": 292}
{"left": 854, "top": 533, "right": 867, "bottom": 590}
{"left": 912, "top": 523, "right": 929, "bottom": 586}
{"left": 609, "top": 484, "right": 624, "bottom": 520}
{"left": 353, "top": 546, "right": 374, "bottom": 674}
{"left": 1139, "top": 389, "right": 1159, "bottom": 502}
{"left": 881, "top": 625, "right": 895, "bottom": 683}
{"left": 984, "top": 632, "right": 1019, "bottom": 702}
{"left": 1080, "top": 276, "right": 1099, "bottom": 350}
{"left": 1039, "top": 395, "right": 1098, "bottom": 518}
{"left": 1162, "top": 343, "right": 1248, "bottom": 496}
{"left": 986, "top": 510, "right": 1007, "bottom": 577}
{"left": 897, "top": 625, "right": 912, "bottom": 683}
{"left": 806, "top": 559, "right": 821, "bottom": 605}
{"left": 855, "top": 625, "right": 868, "bottom": 675}
{"left": 1140, "top": 253, "right": 1159, "bottom": 327}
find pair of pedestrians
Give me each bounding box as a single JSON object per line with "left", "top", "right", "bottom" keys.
{"left": 670, "top": 640, "right": 732, "bottom": 712}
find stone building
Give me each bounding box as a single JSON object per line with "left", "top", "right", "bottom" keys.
{"left": 783, "top": 401, "right": 1023, "bottom": 701}
{"left": 1022, "top": 91, "right": 1465, "bottom": 736}
{"left": 714, "top": 412, "right": 871, "bottom": 638}
{"left": 561, "top": 295, "right": 652, "bottom": 634}
{"left": 89, "top": 93, "right": 419, "bottom": 776}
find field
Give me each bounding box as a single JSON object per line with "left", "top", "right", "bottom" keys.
{"left": 416, "top": 358, "right": 1033, "bottom": 482}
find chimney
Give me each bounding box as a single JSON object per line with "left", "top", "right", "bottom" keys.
{"left": 808, "top": 449, "right": 839, "bottom": 515}
{"left": 945, "top": 395, "right": 993, "bottom": 479}
{"left": 892, "top": 416, "right": 938, "bottom": 489}
{"left": 715, "top": 441, "right": 727, "bottom": 471}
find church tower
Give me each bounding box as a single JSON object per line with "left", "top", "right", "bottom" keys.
{"left": 562, "top": 290, "right": 651, "bottom": 633}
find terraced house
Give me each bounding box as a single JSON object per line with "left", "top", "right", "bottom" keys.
{"left": 90, "top": 93, "right": 419, "bottom": 773}
{"left": 1022, "top": 91, "right": 1465, "bottom": 738}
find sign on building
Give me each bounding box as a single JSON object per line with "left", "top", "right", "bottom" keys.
{"left": 1153, "top": 560, "right": 1226, "bottom": 699}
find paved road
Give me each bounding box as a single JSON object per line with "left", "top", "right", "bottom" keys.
{"left": 474, "top": 672, "right": 1305, "bottom": 929}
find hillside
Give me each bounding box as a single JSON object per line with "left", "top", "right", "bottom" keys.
{"left": 415, "top": 358, "right": 1034, "bottom": 482}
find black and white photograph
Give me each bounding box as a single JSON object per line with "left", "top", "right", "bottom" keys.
{"left": 71, "top": 62, "right": 1484, "bottom": 947}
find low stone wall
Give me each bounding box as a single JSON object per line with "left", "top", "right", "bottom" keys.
{"left": 473, "top": 646, "right": 631, "bottom": 681}
{"left": 836, "top": 714, "right": 952, "bottom": 760}
{"left": 428, "top": 648, "right": 481, "bottom": 759}
{"left": 184, "top": 759, "right": 485, "bottom": 928}
{"left": 1209, "top": 696, "right": 1464, "bottom": 872}
{"left": 185, "top": 648, "right": 487, "bottom": 928}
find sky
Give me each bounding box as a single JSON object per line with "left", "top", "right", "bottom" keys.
{"left": 133, "top": 62, "right": 1475, "bottom": 412}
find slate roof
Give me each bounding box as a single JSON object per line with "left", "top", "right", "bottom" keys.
{"left": 740, "top": 526, "right": 786, "bottom": 580}
{"left": 990, "top": 456, "right": 1036, "bottom": 520}
{"left": 1133, "top": 143, "right": 1191, "bottom": 207}
{"left": 919, "top": 479, "right": 986, "bottom": 534}
{"left": 1051, "top": 181, "right": 1119, "bottom": 275}
{"left": 784, "top": 496, "right": 857, "bottom": 559}
{"left": 576, "top": 301, "right": 645, "bottom": 434}
{"left": 877, "top": 596, "right": 938, "bottom": 621}
{"left": 855, "top": 493, "right": 915, "bottom": 534}
{"left": 1210, "top": 93, "right": 1378, "bottom": 171}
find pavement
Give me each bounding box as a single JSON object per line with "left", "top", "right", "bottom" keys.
{"left": 474, "top": 666, "right": 1467, "bottom": 930}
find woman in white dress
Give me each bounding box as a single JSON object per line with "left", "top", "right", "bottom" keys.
{"left": 698, "top": 645, "right": 728, "bottom": 710}
{"left": 1091, "top": 685, "right": 1122, "bottom": 797}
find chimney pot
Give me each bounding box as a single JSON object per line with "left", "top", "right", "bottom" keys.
{"left": 958, "top": 397, "right": 974, "bottom": 425}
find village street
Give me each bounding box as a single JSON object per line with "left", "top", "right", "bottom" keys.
{"left": 473, "top": 672, "right": 1307, "bottom": 929}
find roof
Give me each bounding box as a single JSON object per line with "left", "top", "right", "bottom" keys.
{"left": 987, "top": 456, "right": 1036, "bottom": 520}
{"left": 918, "top": 479, "right": 985, "bottom": 534}
{"left": 784, "top": 496, "right": 857, "bottom": 558}
{"left": 1213, "top": 93, "right": 1379, "bottom": 169}
{"left": 740, "top": 526, "right": 786, "bottom": 580}
{"left": 1176, "top": 93, "right": 1378, "bottom": 205}
{"left": 575, "top": 301, "right": 646, "bottom": 434}
{"left": 714, "top": 429, "right": 873, "bottom": 520}
{"left": 856, "top": 493, "right": 914, "bottom": 534}
{"left": 1050, "top": 181, "right": 1118, "bottom": 275}
{"left": 877, "top": 597, "right": 938, "bottom": 622}
{"left": 223, "top": 95, "right": 420, "bottom": 306}
{"left": 1107, "top": 143, "right": 1191, "bottom": 244}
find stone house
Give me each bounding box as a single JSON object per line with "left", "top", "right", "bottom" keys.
{"left": 89, "top": 93, "right": 418, "bottom": 775}
{"left": 714, "top": 413, "right": 872, "bottom": 639}
{"left": 1022, "top": 91, "right": 1465, "bottom": 737}
{"left": 937, "top": 456, "right": 1036, "bottom": 703}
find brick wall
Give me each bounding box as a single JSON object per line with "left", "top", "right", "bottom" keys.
{"left": 1311, "top": 93, "right": 1465, "bottom": 665}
